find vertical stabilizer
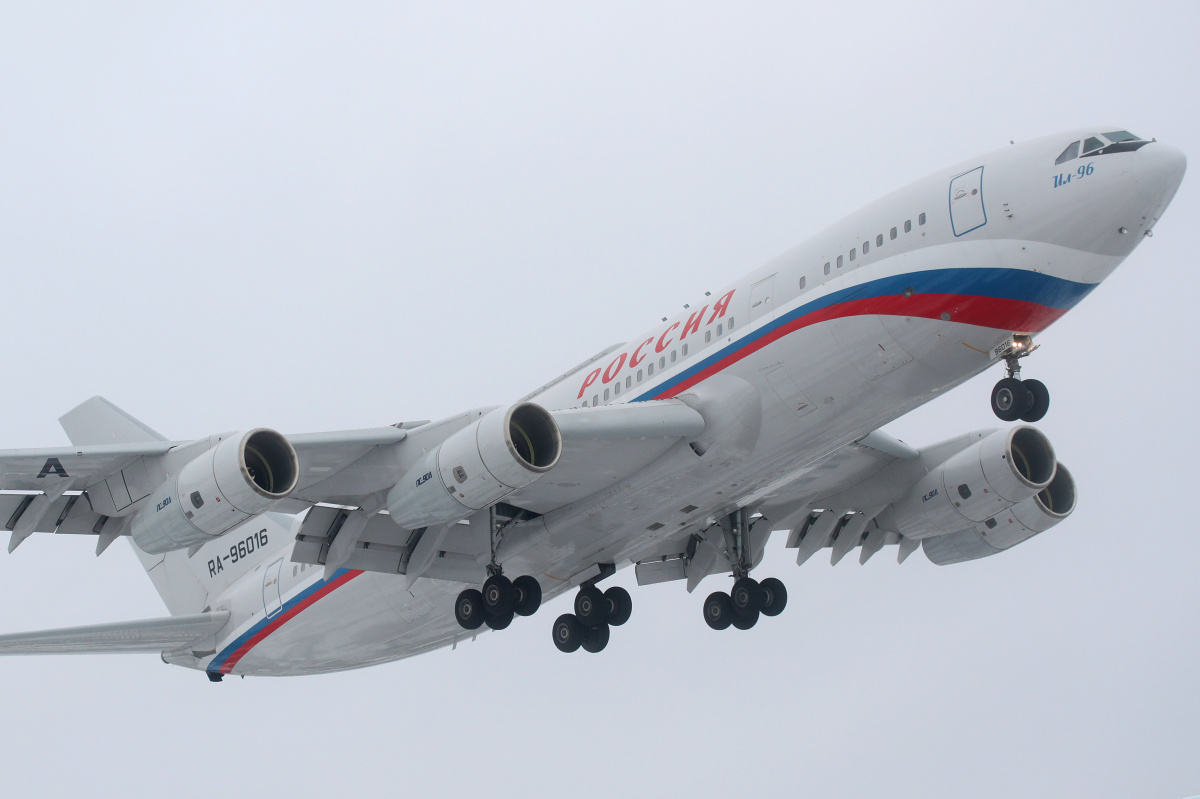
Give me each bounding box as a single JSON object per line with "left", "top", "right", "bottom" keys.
{"left": 56, "top": 397, "right": 211, "bottom": 615}
{"left": 59, "top": 396, "right": 167, "bottom": 446}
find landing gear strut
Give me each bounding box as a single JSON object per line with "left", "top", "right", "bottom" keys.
{"left": 553, "top": 582, "right": 632, "bottom": 654}
{"left": 702, "top": 509, "right": 789, "bottom": 632}
{"left": 454, "top": 507, "right": 543, "bottom": 632}
{"left": 990, "top": 335, "right": 1050, "bottom": 423}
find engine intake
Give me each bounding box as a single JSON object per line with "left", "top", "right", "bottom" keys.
{"left": 387, "top": 402, "right": 561, "bottom": 529}
{"left": 130, "top": 429, "right": 299, "bottom": 554}
{"left": 923, "top": 462, "right": 1077, "bottom": 565}
{"left": 891, "top": 426, "right": 1057, "bottom": 540}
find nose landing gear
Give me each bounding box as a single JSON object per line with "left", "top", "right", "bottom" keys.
{"left": 990, "top": 336, "right": 1050, "bottom": 422}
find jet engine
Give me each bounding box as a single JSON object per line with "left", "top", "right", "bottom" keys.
{"left": 923, "top": 463, "right": 1077, "bottom": 565}
{"left": 890, "top": 426, "right": 1057, "bottom": 540}
{"left": 386, "top": 403, "right": 561, "bottom": 529}
{"left": 130, "top": 429, "right": 299, "bottom": 554}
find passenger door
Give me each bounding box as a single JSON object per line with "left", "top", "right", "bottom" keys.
{"left": 949, "top": 166, "right": 987, "bottom": 236}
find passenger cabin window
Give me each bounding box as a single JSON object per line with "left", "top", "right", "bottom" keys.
{"left": 716, "top": 323, "right": 723, "bottom": 335}
{"left": 824, "top": 262, "right": 831, "bottom": 274}
{"left": 822, "top": 263, "right": 829, "bottom": 275}
{"left": 862, "top": 240, "right": 869, "bottom": 254}
{"left": 919, "top": 213, "right": 926, "bottom": 226}
{"left": 849, "top": 248, "right": 856, "bottom": 261}
{"left": 1083, "top": 136, "right": 1106, "bottom": 154}
{"left": 837, "top": 255, "right": 843, "bottom": 268}
{"left": 659, "top": 357, "right": 665, "bottom": 369}
{"left": 670, "top": 351, "right": 677, "bottom": 363}
{"left": 800, "top": 276, "right": 807, "bottom": 288}
{"left": 682, "top": 344, "right": 689, "bottom": 356}
{"left": 1055, "top": 141, "right": 1081, "bottom": 164}
{"left": 904, "top": 220, "right": 912, "bottom": 233}
{"left": 647, "top": 363, "right": 654, "bottom": 376}
{"left": 876, "top": 234, "right": 884, "bottom": 247}
{"left": 704, "top": 330, "right": 711, "bottom": 343}
{"left": 604, "top": 388, "right": 610, "bottom": 400}
{"left": 625, "top": 376, "right": 631, "bottom": 388}
{"left": 728, "top": 317, "right": 734, "bottom": 329}
{"left": 890, "top": 227, "right": 897, "bottom": 240}
{"left": 593, "top": 394, "right": 599, "bottom": 406}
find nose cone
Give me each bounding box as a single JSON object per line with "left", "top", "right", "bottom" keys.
{"left": 1134, "top": 142, "right": 1187, "bottom": 217}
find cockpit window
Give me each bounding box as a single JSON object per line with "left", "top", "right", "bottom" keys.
{"left": 1055, "top": 141, "right": 1081, "bottom": 164}
{"left": 1102, "top": 130, "right": 1141, "bottom": 143}
{"left": 1082, "top": 136, "right": 1107, "bottom": 154}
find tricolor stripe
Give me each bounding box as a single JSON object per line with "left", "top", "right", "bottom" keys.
{"left": 207, "top": 568, "right": 364, "bottom": 675}
{"left": 206, "top": 267, "right": 1095, "bottom": 672}
{"left": 634, "top": 267, "right": 1095, "bottom": 401}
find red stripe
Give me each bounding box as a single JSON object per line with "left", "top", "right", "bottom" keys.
{"left": 219, "top": 569, "right": 364, "bottom": 674}
{"left": 656, "top": 294, "right": 1067, "bottom": 400}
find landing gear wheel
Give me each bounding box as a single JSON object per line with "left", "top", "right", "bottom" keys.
{"left": 482, "top": 574, "right": 514, "bottom": 617}
{"left": 730, "top": 577, "right": 762, "bottom": 616}
{"left": 454, "top": 588, "right": 487, "bottom": 631}
{"left": 604, "top": 586, "right": 633, "bottom": 627}
{"left": 485, "top": 609, "right": 514, "bottom": 630}
{"left": 759, "top": 577, "right": 788, "bottom": 617}
{"left": 991, "top": 377, "right": 1027, "bottom": 422}
{"left": 512, "top": 575, "right": 543, "bottom": 617}
{"left": 574, "top": 585, "right": 610, "bottom": 628}
{"left": 703, "top": 592, "right": 735, "bottom": 631}
{"left": 581, "top": 622, "right": 611, "bottom": 653}
{"left": 731, "top": 607, "right": 760, "bottom": 630}
{"left": 552, "top": 614, "right": 585, "bottom": 653}
{"left": 1019, "top": 379, "right": 1050, "bottom": 422}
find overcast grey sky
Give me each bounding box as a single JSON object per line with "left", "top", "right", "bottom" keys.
{"left": 1, "top": 3, "right": 1197, "bottom": 797}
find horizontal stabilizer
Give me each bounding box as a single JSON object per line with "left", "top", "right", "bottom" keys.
{"left": 0, "top": 612, "right": 229, "bottom": 655}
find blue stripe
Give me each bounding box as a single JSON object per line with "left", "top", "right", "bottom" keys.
{"left": 633, "top": 267, "right": 1095, "bottom": 402}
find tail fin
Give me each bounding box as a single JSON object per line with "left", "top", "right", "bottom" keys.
{"left": 58, "top": 396, "right": 167, "bottom": 446}
{"left": 59, "top": 398, "right": 210, "bottom": 616}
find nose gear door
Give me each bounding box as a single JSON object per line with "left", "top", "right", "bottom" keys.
{"left": 949, "top": 166, "right": 987, "bottom": 236}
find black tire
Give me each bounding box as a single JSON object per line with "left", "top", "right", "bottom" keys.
{"left": 454, "top": 589, "right": 486, "bottom": 631}
{"left": 759, "top": 577, "right": 788, "bottom": 617}
{"left": 703, "top": 592, "right": 734, "bottom": 630}
{"left": 482, "top": 574, "right": 514, "bottom": 617}
{"left": 485, "top": 609, "right": 514, "bottom": 630}
{"left": 552, "top": 614, "right": 584, "bottom": 653}
{"left": 574, "top": 585, "right": 610, "bottom": 627}
{"left": 1019, "top": 379, "right": 1050, "bottom": 422}
{"left": 991, "top": 377, "right": 1026, "bottom": 422}
{"left": 730, "top": 577, "right": 762, "bottom": 616}
{"left": 731, "top": 607, "right": 760, "bottom": 630}
{"left": 581, "top": 622, "right": 611, "bottom": 653}
{"left": 604, "top": 586, "right": 633, "bottom": 627}
{"left": 512, "top": 575, "right": 543, "bottom": 617}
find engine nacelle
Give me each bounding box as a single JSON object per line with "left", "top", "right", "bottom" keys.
{"left": 386, "top": 403, "right": 561, "bottom": 529}
{"left": 923, "top": 463, "right": 1077, "bottom": 565}
{"left": 130, "top": 429, "right": 299, "bottom": 554}
{"left": 891, "top": 426, "right": 1057, "bottom": 540}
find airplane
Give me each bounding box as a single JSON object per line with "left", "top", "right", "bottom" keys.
{"left": 0, "top": 127, "right": 1185, "bottom": 679}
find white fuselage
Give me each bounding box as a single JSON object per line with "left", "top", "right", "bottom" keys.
{"left": 178, "top": 128, "right": 1184, "bottom": 676}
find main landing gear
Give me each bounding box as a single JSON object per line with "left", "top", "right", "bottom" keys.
{"left": 702, "top": 508, "right": 789, "bottom": 632}
{"left": 552, "top": 583, "right": 632, "bottom": 654}
{"left": 454, "top": 507, "right": 544, "bottom": 632}
{"left": 990, "top": 335, "right": 1050, "bottom": 423}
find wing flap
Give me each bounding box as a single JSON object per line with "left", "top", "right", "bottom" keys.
{"left": 0, "top": 612, "right": 230, "bottom": 655}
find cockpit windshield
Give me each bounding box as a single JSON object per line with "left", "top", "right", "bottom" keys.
{"left": 1054, "top": 131, "right": 1148, "bottom": 165}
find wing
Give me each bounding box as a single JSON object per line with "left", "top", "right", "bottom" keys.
{"left": 0, "top": 612, "right": 229, "bottom": 655}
